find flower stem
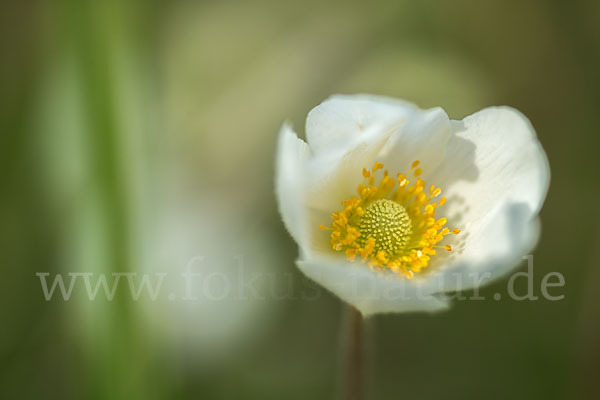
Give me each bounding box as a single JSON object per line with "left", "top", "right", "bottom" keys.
{"left": 340, "top": 305, "right": 364, "bottom": 400}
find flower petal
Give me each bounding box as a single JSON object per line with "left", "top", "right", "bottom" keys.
{"left": 422, "top": 202, "right": 541, "bottom": 294}
{"left": 303, "top": 95, "right": 451, "bottom": 213}
{"left": 275, "top": 122, "right": 311, "bottom": 245}
{"left": 297, "top": 259, "right": 450, "bottom": 315}
{"left": 426, "top": 106, "right": 550, "bottom": 291}
{"left": 377, "top": 106, "right": 451, "bottom": 178}
{"left": 305, "top": 94, "right": 418, "bottom": 156}
{"left": 434, "top": 106, "right": 549, "bottom": 222}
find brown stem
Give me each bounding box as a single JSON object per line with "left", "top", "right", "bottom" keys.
{"left": 340, "top": 305, "right": 364, "bottom": 400}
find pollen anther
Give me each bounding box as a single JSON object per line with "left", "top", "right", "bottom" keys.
{"left": 321, "top": 161, "right": 459, "bottom": 279}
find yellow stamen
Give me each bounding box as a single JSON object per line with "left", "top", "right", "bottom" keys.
{"left": 320, "top": 161, "right": 459, "bottom": 278}
{"left": 373, "top": 162, "right": 384, "bottom": 172}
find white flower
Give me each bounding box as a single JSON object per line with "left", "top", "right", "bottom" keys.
{"left": 276, "top": 94, "right": 550, "bottom": 315}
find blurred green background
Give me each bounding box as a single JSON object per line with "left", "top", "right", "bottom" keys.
{"left": 1, "top": 0, "right": 599, "bottom": 399}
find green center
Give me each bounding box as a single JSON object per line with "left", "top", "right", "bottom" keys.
{"left": 357, "top": 199, "right": 412, "bottom": 256}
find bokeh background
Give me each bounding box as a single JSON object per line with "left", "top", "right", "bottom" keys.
{"left": 2, "top": 0, "right": 599, "bottom": 399}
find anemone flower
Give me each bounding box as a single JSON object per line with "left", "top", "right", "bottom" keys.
{"left": 276, "top": 94, "right": 549, "bottom": 315}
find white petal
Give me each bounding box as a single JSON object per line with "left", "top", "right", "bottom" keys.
{"left": 427, "top": 106, "right": 550, "bottom": 291}
{"left": 422, "top": 203, "right": 541, "bottom": 294}
{"left": 434, "top": 106, "right": 549, "bottom": 222}
{"left": 377, "top": 106, "right": 451, "bottom": 178}
{"left": 303, "top": 95, "right": 450, "bottom": 213}
{"left": 305, "top": 94, "right": 418, "bottom": 156}
{"left": 303, "top": 128, "right": 392, "bottom": 212}
{"left": 302, "top": 95, "right": 419, "bottom": 213}
{"left": 275, "top": 123, "right": 311, "bottom": 245}
{"left": 297, "top": 259, "right": 450, "bottom": 316}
